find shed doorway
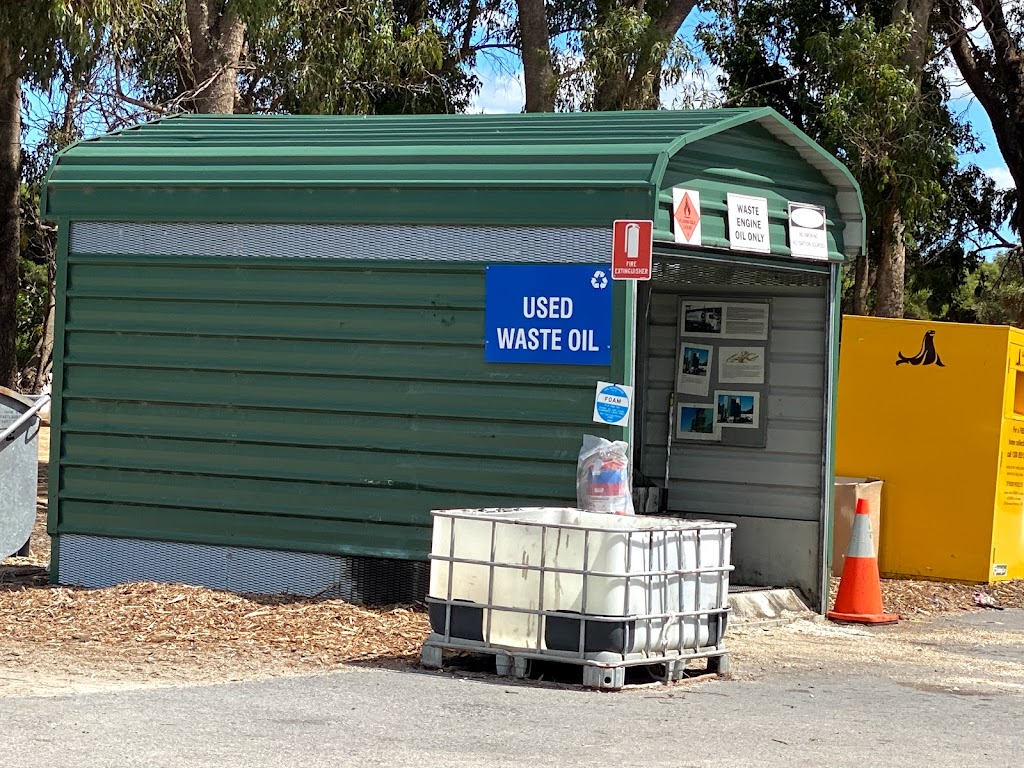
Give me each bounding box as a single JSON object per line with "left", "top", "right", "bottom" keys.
{"left": 634, "top": 253, "right": 837, "bottom": 611}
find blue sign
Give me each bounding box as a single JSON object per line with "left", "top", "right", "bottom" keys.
{"left": 485, "top": 264, "right": 613, "bottom": 365}
{"left": 595, "top": 384, "right": 630, "bottom": 424}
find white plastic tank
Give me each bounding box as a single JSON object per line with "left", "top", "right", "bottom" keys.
{"left": 428, "top": 507, "right": 734, "bottom": 658}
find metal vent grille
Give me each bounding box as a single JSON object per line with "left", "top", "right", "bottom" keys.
{"left": 653, "top": 258, "right": 829, "bottom": 288}
{"left": 57, "top": 534, "right": 427, "bottom": 605}
{"left": 71, "top": 222, "right": 610, "bottom": 264}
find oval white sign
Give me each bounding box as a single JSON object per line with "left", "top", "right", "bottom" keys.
{"left": 791, "top": 206, "right": 825, "bottom": 229}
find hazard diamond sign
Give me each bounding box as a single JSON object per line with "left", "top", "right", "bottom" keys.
{"left": 611, "top": 219, "right": 653, "bottom": 281}
{"left": 672, "top": 188, "right": 702, "bottom": 246}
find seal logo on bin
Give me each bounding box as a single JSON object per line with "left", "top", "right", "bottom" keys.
{"left": 895, "top": 330, "right": 945, "bottom": 367}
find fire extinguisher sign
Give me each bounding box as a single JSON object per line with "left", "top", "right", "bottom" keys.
{"left": 611, "top": 219, "right": 653, "bottom": 281}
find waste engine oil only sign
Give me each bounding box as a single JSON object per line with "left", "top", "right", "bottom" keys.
{"left": 485, "top": 264, "right": 613, "bottom": 365}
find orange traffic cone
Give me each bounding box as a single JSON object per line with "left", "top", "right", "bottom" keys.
{"left": 827, "top": 498, "right": 899, "bottom": 625}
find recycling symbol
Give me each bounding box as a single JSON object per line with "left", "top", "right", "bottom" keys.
{"left": 591, "top": 270, "right": 608, "bottom": 289}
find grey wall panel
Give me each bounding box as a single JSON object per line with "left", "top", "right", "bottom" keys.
{"left": 661, "top": 484, "right": 820, "bottom": 520}
{"left": 644, "top": 420, "right": 822, "bottom": 456}
{"left": 674, "top": 514, "right": 820, "bottom": 598}
{"left": 648, "top": 449, "right": 821, "bottom": 488}
{"left": 641, "top": 284, "right": 828, "bottom": 529}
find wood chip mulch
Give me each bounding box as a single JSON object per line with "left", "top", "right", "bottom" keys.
{"left": 0, "top": 571, "right": 430, "bottom": 667}
{"left": 830, "top": 576, "right": 1024, "bottom": 617}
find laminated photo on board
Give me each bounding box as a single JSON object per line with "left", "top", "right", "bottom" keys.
{"left": 681, "top": 301, "right": 769, "bottom": 340}
{"left": 676, "top": 343, "right": 714, "bottom": 396}
{"left": 714, "top": 391, "right": 760, "bottom": 429}
{"left": 676, "top": 403, "right": 720, "bottom": 441}
{"left": 682, "top": 303, "right": 724, "bottom": 335}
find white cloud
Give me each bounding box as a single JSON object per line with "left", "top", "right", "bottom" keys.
{"left": 986, "top": 166, "right": 1016, "bottom": 190}
{"left": 940, "top": 61, "right": 974, "bottom": 103}
{"left": 661, "top": 65, "right": 725, "bottom": 109}
{"left": 469, "top": 63, "right": 524, "bottom": 114}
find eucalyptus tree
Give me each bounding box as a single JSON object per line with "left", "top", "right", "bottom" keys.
{"left": 700, "top": 0, "right": 987, "bottom": 318}
{"left": 0, "top": 1, "right": 130, "bottom": 387}
{"left": 120, "top": 1, "right": 475, "bottom": 115}
{"left": 937, "top": 0, "right": 1023, "bottom": 247}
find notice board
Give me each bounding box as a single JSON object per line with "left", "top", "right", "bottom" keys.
{"left": 672, "top": 297, "right": 771, "bottom": 448}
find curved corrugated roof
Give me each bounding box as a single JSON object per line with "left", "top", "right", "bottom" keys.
{"left": 42, "top": 108, "right": 864, "bottom": 256}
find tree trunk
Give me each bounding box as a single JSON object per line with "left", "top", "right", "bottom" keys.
{"left": 852, "top": 252, "right": 871, "bottom": 315}
{"left": 33, "top": 257, "right": 55, "bottom": 392}
{"left": 0, "top": 43, "right": 20, "bottom": 388}
{"left": 593, "top": 0, "right": 698, "bottom": 110}
{"left": 184, "top": 0, "right": 246, "bottom": 113}
{"left": 892, "top": 0, "right": 935, "bottom": 89}
{"left": 859, "top": 0, "right": 932, "bottom": 320}
{"left": 622, "top": 0, "right": 699, "bottom": 110}
{"left": 516, "top": 0, "right": 556, "bottom": 112}
{"left": 593, "top": 71, "right": 629, "bottom": 112}
{"left": 874, "top": 196, "right": 906, "bottom": 317}
{"left": 940, "top": 0, "right": 1024, "bottom": 237}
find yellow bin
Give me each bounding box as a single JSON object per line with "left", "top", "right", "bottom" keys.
{"left": 836, "top": 316, "right": 1024, "bottom": 583}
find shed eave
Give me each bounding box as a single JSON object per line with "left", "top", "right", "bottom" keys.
{"left": 751, "top": 112, "right": 866, "bottom": 258}
{"left": 657, "top": 107, "right": 865, "bottom": 259}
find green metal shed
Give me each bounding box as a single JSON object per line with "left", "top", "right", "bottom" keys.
{"left": 41, "top": 109, "right": 863, "bottom": 610}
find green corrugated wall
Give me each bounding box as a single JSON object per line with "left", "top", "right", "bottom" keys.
{"left": 54, "top": 253, "right": 622, "bottom": 560}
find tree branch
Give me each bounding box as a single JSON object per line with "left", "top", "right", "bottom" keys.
{"left": 109, "top": 58, "right": 173, "bottom": 115}
{"left": 973, "top": 0, "right": 1016, "bottom": 74}
{"left": 460, "top": 0, "right": 480, "bottom": 59}
{"left": 720, "top": 77, "right": 790, "bottom": 107}
{"left": 943, "top": 4, "right": 1003, "bottom": 126}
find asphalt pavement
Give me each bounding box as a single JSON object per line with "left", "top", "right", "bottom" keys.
{"left": 2, "top": 611, "right": 1022, "bottom": 768}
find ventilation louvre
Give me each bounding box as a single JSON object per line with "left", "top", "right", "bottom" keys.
{"left": 57, "top": 534, "right": 427, "bottom": 605}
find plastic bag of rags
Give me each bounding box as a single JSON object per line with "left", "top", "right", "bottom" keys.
{"left": 576, "top": 435, "right": 634, "bottom": 515}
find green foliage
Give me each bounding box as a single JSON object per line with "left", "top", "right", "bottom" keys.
{"left": 697, "top": 0, "right": 847, "bottom": 134}
{"left": 16, "top": 257, "right": 47, "bottom": 371}
{"left": 698, "top": 3, "right": 961, "bottom": 222}
{"left": 572, "top": 3, "right": 694, "bottom": 108}
{"left": 904, "top": 164, "right": 1007, "bottom": 319}
{"left": 0, "top": 1, "right": 128, "bottom": 84}
{"left": 243, "top": 0, "right": 449, "bottom": 113}
{"left": 16, "top": 183, "right": 55, "bottom": 375}
{"left": 812, "top": 15, "right": 1015, "bottom": 318}
{"left": 580, "top": 5, "right": 654, "bottom": 85}
{"left": 938, "top": 254, "right": 1024, "bottom": 328}
{"left": 700, "top": 2, "right": 1002, "bottom": 317}
{"left": 121, "top": 1, "right": 473, "bottom": 115}
{"left": 808, "top": 15, "right": 955, "bottom": 225}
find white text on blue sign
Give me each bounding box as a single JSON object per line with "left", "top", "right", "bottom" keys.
{"left": 494, "top": 297, "right": 601, "bottom": 352}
